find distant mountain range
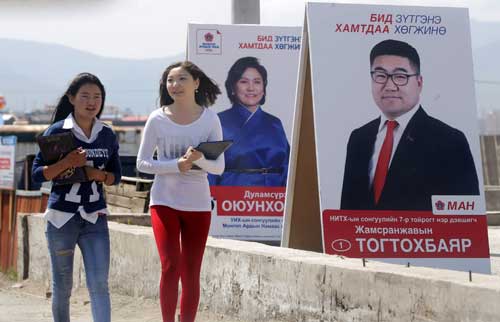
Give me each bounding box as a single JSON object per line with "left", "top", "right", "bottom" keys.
{"left": 0, "top": 19, "right": 499, "bottom": 114}
{"left": 474, "top": 41, "right": 500, "bottom": 112}
{"left": 470, "top": 20, "right": 500, "bottom": 113}
{"left": 0, "top": 38, "right": 183, "bottom": 115}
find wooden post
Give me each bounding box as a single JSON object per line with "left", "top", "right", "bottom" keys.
{"left": 281, "top": 11, "right": 323, "bottom": 252}
{"left": 8, "top": 191, "right": 13, "bottom": 233}
{"left": 0, "top": 190, "right": 3, "bottom": 232}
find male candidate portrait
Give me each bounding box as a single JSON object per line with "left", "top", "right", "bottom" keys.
{"left": 340, "top": 39, "right": 479, "bottom": 211}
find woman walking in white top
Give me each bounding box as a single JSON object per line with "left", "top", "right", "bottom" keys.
{"left": 136, "top": 61, "right": 223, "bottom": 322}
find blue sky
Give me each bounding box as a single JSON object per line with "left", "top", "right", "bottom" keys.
{"left": 0, "top": 0, "right": 499, "bottom": 59}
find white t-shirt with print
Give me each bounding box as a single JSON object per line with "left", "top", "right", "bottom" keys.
{"left": 136, "top": 107, "right": 224, "bottom": 212}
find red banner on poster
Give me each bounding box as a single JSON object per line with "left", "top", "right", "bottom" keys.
{"left": 211, "top": 186, "right": 285, "bottom": 216}
{"left": 322, "top": 210, "right": 489, "bottom": 258}
{"left": 0, "top": 158, "right": 10, "bottom": 170}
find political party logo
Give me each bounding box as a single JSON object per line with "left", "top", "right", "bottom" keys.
{"left": 435, "top": 200, "right": 445, "bottom": 211}
{"left": 432, "top": 195, "right": 485, "bottom": 215}
{"left": 196, "top": 29, "right": 222, "bottom": 55}
{"left": 204, "top": 32, "right": 214, "bottom": 42}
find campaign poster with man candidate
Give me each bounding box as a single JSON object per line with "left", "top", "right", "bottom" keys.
{"left": 306, "top": 3, "right": 490, "bottom": 273}
{"left": 187, "top": 24, "right": 301, "bottom": 241}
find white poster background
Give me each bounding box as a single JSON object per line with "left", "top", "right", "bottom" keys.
{"left": 187, "top": 24, "right": 301, "bottom": 240}
{"left": 306, "top": 3, "right": 489, "bottom": 272}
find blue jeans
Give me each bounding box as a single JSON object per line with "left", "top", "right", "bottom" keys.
{"left": 46, "top": 214, "right": 111, "bottom": 322}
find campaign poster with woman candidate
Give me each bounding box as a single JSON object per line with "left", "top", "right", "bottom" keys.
{"left": 305, "top": 3, "right": 490, "bottom": 273}
{"left": 187, "top": 24, "right": 301, "bottom": 241}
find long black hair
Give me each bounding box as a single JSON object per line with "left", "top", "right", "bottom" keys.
{"left": 50, "top": 72, "right": 106, "bottom": 124}
{"left": 159, "top": 61, "right": 220, "bottom": 107}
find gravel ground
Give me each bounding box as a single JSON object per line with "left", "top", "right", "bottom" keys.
{"left": 0, "top": 274, "right": 245, "bottom": 322}
{"left": 2, "top": 228, "right": 500, "bottom": 322}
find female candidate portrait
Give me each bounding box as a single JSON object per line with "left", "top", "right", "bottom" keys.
{"left": 209, "top": 56, "right": 290, "bottom": 187}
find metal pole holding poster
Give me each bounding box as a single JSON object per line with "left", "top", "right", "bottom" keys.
{"left": 231, "top": 0, "right": 260, "bottom": 24}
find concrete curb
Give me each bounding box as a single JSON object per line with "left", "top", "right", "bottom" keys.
{"left": 18, "top": 214, "right": 500, "bottom": 322}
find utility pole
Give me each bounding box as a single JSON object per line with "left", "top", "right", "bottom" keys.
{"left": 231, "top": 0, "right": 260, "bottom": 24}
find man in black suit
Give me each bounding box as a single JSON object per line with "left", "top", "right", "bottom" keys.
{"left": 340, "top": 39, "right": 479, "bottom": 211}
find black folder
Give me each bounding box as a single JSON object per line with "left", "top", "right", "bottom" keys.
{"left": 36, "top": 132, "right": 88, "bottom": 185}
{"left": 191, "top": 140, "right": 233, "bottom": 170}
{"left": 195, "top": 140, "right": 233, "bottom": 160}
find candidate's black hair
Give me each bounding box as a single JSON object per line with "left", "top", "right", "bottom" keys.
{"left": 225, "top": 56, "right": 268, "bottom": 105}
{"left": 370, "top": 39, "right": 420, "bottom": 74}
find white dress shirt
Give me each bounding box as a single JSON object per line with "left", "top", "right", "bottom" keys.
{"left": 369, "top": 104, "right": 420, "bottom": 186}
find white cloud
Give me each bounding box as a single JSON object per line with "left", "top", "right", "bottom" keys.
{"left": 0, "top": 0, "right": 231, "bottom": 59}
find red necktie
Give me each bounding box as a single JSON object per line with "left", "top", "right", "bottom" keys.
{"left": 373, "top": 120, "right": 398, "bottom": 204}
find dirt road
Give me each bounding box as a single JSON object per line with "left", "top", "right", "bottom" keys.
{"left": 0, "top": 274, "right": 242, "bottom": 322}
